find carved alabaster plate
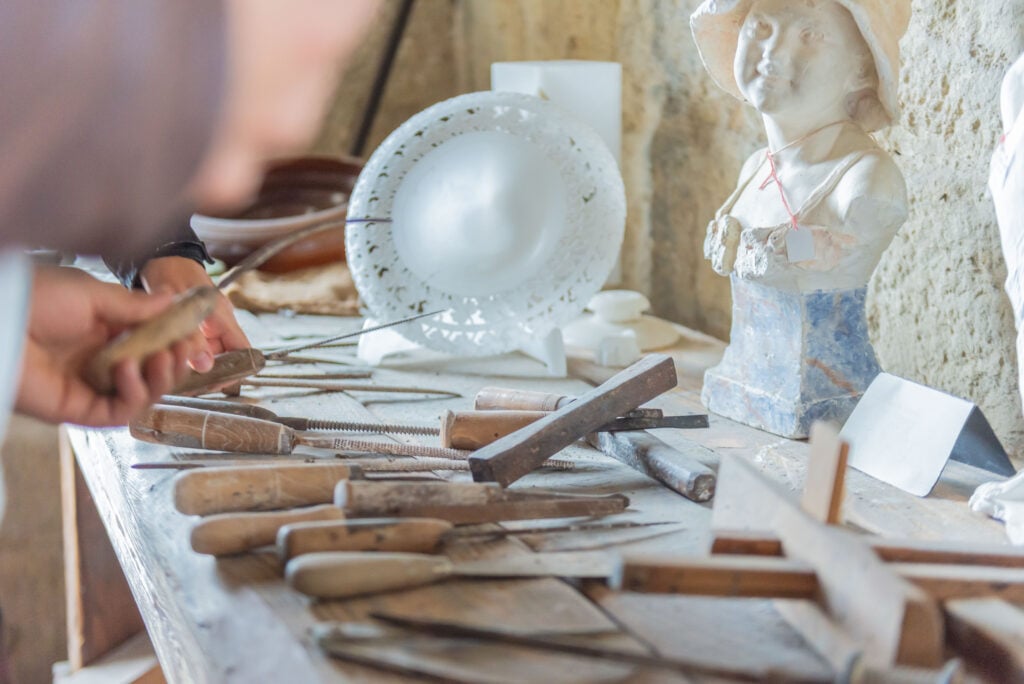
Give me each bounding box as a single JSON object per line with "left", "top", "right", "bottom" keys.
{"left": 346, "top": 91, "right": 625, "bottom": 355}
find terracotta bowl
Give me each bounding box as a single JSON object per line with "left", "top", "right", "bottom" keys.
{"left": 191, "top": 156, "right": 362, "bottom": 272}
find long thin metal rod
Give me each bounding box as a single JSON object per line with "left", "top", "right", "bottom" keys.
{"left": 361, "top": 615, "right": 781, "bottom": 683}
{"left": 131, "top": 457, "right": 575, "bottom": 472}
{"left": 265, "top": 308, "right": 444, "bottom": 359}
{"left": 243, "top": 379, "right": 461, "bottom": 398}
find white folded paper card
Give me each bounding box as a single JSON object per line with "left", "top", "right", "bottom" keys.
{"left": 842, "top": 373, "right": 1015, "bottom": 496}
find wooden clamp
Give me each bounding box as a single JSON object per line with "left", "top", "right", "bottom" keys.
{"left": 620, "top": 454, "right": 946, "bottom": 669}
{"left": 468, "top": 354, "right": 678, "bottom": 486}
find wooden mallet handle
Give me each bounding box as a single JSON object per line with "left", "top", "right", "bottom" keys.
{"left": 190, "top": 505, "right": 345, "bottom": 556}
{"left": 286, "top": 551, "right": 454, "bottom": 599}
{"left": 277, "top": 518, "right": 453, "bottom": 561}
{"left": 440, "top": 410, "right": 548, "bottom": 450}
{"left": 174, "top": 462, "right": 361, "bottom": 515}
{"left": 473, "top": 387, "right": 572, "bottom": 411}
{"left": 173, "top": 348, "right": 266, "bottom": 396}
{"left": 130, "top": 405, "right": 294, "bottom": 454}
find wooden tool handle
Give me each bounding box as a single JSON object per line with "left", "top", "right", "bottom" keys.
{"left": 82, "top": 287, "right": 219, "bottom": 395}
{"left": 157, "top": 395, "right": 278, "bottom": 421}
{"left": 440, "top": 410, "right": 548, "bottom": 450}
{"left": 190, "top": 505, "right": 345, "bottom": 556}
{"left": 335, "top": 480, "right": 627, "bottom": 524}
{"left": 174, "top": 463, "right": 359, "bottom": 515}
{"left": 173, "top": 348, "right": 266, "bottom": 396}
{"left": 334, "top": 481, "right": 502, "bottom": 513}
{"left": 129, "top": 405, "right": 294, "bottom": 454}
{"left": 587, "top": 431, "right": 716, "bottom": 503}
{"left": 473, "top": 387, "right": 572, "bottom": 411}
{"left": 285, "top": 551, "right": 453, "bottom": 599}
{"left": 277, "top": 517, "right": 453, "bottom": 561}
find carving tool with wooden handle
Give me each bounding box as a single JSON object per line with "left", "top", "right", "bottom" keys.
{"left": 474, "top": 388, "right": 685, "bottom": 416}
{"left": 441, "top": 409, "right": 707, "bottom": 450}
{"left": 191, "top": 505, "right": 347, "bottom": 556}
{"left": 238, "top": 378, "right": 460, "bottom": 398}
{"left": 585, "top": 431, "right": 717, "bottom": 502}
{"left": 469, "top": 354, "right": 679, "bottom": 486}
{"left": 134, "top": 456, "right": 575, "bottom": 473}
{"left": 286, "top": 550, "right": 615, "bottom": 599}
{"left": 157, "top": 396, "right": 698, "bottom": 445}
{"left": 130, "top": 405, "right": 469, "bottom": 459}
{"left": 172, "top": 460, "right": 576, "bottom": 516}
{"left": 276, "top": 518, "right": 679, "bottom": 561}
{"left": 174, "top": 462, "right": 363, "bottom": 515}
{"left": 158, "top": 395, "right": 439, "bottom": 435}
{"left": 186, "top": 485, "right": 622, "bottom": 557}
{"left": 335, "top": 480, "right": 628, "bottom": 524}
{"left": 82, "top": 287, "right": 219, "bottom": 394}
{"left": 173, "top": 308, "right": 444, "bottom": 395}
{"left": 474, "top": 387, "right": 574, "bottom": 411}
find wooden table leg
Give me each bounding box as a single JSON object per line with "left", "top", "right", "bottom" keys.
{"left": 60, "top": 426, "right": 146, "bottom": 671}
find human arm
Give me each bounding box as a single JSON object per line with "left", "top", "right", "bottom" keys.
{"left": 15, "top": 267, "right": 206, "bottom": 427}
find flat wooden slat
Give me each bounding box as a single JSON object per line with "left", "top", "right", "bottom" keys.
{"left": 616, "top": 554, "right": 819, "bottom": 599}
{"left": 944, "top": 598, "right": 1024, "bottom": 683}
{"left": 712, "top": 531, "right": 1024, "bottom": 568}
{"left": 800, "top": 422, "right": 848, "bottom": 525}
{"left": 60, "top": 427, "right": 145, "bottom": 671}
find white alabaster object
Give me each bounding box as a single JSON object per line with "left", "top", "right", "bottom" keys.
{"left": 692, "top": 0, "right": 910, "bottom": 438}
{"left": 693, "top": 0, "right": 909, "bottom": 293}
{"left": 345, "top": 91, "right": 625, "bottom": 357}
{"left": 563, "top": 290, "right": 680, "bottom": 353}
{"left": 491, "top": 61, "right": 622, "bottom": 165}
{"left": 969, "top": 52, "right": 1024, "bottom": 539}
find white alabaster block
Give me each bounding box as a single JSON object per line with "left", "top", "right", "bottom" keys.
{"left": 491, "top": 60, "right": 622, "bottom": 165}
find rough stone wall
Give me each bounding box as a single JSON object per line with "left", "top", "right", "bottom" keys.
{"left": 870, "top": 2, "right": 1024, "bottom": 457}
{"left": 313, "top": 1, "right": 459, "bottom": 158}
{"left": 318, "top": 1, "right": 1024, "bottom": 455}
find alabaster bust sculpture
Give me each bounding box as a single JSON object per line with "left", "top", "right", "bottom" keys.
{"left": 691, "top": 0, "right": 911, "bottom": 437}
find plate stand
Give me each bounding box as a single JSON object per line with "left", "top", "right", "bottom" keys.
{"left": 357, "top": 320, "right": 567, "bottom": 377}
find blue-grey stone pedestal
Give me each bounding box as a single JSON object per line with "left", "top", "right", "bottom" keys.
{"left": 702, "top": 276, "right": 881, "bottom": 439}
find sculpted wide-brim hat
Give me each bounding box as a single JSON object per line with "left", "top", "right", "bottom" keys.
{"left": 690, "top": 0, "right": 911, "bottom": 131}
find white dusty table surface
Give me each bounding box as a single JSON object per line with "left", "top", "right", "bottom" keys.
{"left": 65, "top": 313, "right": 1007, "bottom": 683}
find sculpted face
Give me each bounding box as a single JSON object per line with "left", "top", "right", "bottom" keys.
{"left": 734, "top": 0, "right": 871, "bottom": 121}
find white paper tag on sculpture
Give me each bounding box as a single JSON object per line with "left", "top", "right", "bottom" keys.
{"left": 786, "top": 228, "right": 815, "bottom": 263}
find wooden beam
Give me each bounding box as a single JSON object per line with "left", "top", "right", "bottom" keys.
{"left": 712, "top": 530, "right": 1024, "bottom": 568}
{"left": 712, "top": 456, "right": 945, "bottom": 668}
{"left": 468, "top": 354, "right": 677, "bottom": 486}
{"left": 619, "top": 556, "right": 1024, "bottom": 603}
{"left": 944, "top": 599, "right": 1024, "bottom": 684}
{"left": 614, "top": 555, "right": 819, "bottom": 599}
{"left": 60, "top": 428, "right": 146, "bottom": 671}
{"left": 800, "top": 422, "right": 848, "bottom": 524}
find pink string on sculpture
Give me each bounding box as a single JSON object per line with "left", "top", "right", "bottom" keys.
{"left": 760, "top": 152, "right": 800, "bottom": 232}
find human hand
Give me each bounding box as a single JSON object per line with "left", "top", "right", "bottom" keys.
{"left": 139, "top": 256, "right": 251, "bottom": 370}
{"left": 16, "top": 267, "right": 205, "bottom": 427}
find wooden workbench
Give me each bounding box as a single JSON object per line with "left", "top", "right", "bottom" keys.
{"left": 60, "top": 313, "right": 1009, "bottom": 683}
